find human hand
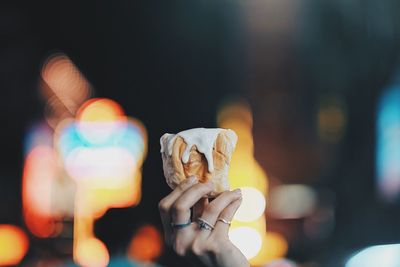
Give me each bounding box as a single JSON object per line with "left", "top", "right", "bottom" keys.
{"left": 158, "top": 176, "right": 249, "bottom": 267}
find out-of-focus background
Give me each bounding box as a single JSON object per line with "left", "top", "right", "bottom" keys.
{"left": 1, "top": 0, "right": 400, "bottom": 266}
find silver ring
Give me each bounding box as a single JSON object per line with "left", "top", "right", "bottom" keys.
{"left": 197, "top": 218, "right": 214, "bottom": 231}
{"left": 171, "top": 220, "right": 192, "bottom": 229}
{"left": 217, "top": 218, "right": 231, "bottom": 226}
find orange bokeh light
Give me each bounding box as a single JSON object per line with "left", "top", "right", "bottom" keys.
{"left": 0, "top": 225, "right": 29, "bottom": 266}
{"left": 22, "top": 145, "right": 58, "bottom": 238}
{"left": 127, "top": 225, "right": 163, "bottom": 263}
{"left": 77, "top": 98, "right": 125, "bottom": 123}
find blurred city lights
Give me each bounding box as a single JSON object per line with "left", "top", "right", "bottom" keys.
{"left": 269, "top": 184, "right": 317, "bottom": 219}
{"left": 229, "top": 227, "right": 263, "bottom": 259}
{"left": 218, "top": 99, "right": 278, "bottom": 264}
{"left": 54, "top": 98, "right": 148, "bottom": 266}
{"left": 376, "top": 78, "right": 400, "bottom": 201}
{"left": 345, "top": 244, "right": 400, "bottom": 267}
{"left": 75, "top": 237, "right": 110, "bottom": 267}
{"left": 0, "top": 225, "right": 29, "bottom": 266}
{"left": 40, "top": 53, "right": 92, "bottom": 129}
{"left": 22, "top": 145, "right": 59, "bottom": 237}
{"left": 127, "top": 225, "right": 163, "bottom": 263}
{"left": 235, "top": 186, "right": 266, "bottom": 222}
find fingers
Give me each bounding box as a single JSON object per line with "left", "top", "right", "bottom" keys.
{"left": 192, "top": 197, "right": 208, "bottom": 220}
{"left": 213, "top": 197, "right": 242, "bottom": 235}
{"left": 171, "top": 181, "right": 214, "bottom": 224}
{"left": 158, "top": 176, "right": 198, "bottom": 244}
{"left": 196, "top": 189, "right": 242, "bottom": 240}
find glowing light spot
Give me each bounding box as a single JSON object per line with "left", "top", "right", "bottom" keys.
{"left": 77, "top": 98, "right": 125, "bottom": 122}
{"left": 75, "top": 238, "right": 109, "bottom": 267}
{"left": 127, "top": 225, "right": 163, "bottom": 263}
{"left": 376, "top": 83, "right": 400, "bottom": 201}
{"left": 22, "top": 145, "right": 58, "bottom": 237}
{"left": 65, "top": 147, "right": 136, "bottom": 187}
{"left": 40, "top": 53, "right": 92, "bottom": 129}
{"left": 345, "top": 244, "right": 400, "bottom": 267}
{"left": 269, "top": 184, "right": 317, "bottom": 219}
{"left": 229, "top": 227, "right": 262, "bottom": 260}
{"left": 76, "top": 98, "right": 127, "bottom": 145}
{"left": 234, "top": 187, "right": 266, "bottom": 222}
{"left": 0, "top": 225, "right": 29, "bottom": 266}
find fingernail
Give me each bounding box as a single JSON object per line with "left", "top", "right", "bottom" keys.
{"left": 233, "top": 189, "right": 242, "bottom": 196}
{"left": 187, "top": 176, "right": 198, "bottom": 184}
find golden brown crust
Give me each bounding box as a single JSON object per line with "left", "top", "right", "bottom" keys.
{"left": 161, "top": 129, "right": 237, "bottom": 197}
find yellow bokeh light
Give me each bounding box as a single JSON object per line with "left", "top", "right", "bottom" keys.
{"left": 229, "top": 227, "right": 263, "bottom": 260}
{"left": 235, "top": 187, "right": 266, "bottom": 222}
{"left": 251, "top": 232, "right": 289, "bottom": 265}
{"left": 0, "top": 225, "right": 29, "bottom": 266}
{"left": 75, "top": 237, "right": 109, "bottom": 267}
{"left": 77, "top": 98, "right": 125, "bottom": 122}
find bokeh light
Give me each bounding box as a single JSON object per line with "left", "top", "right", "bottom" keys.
{"left": 234, "top": 186, "right": 266, "bottom": 222}
{"left": 229, "top": 227, "right": 263, "bottom": 259}
{"left": 75, "top": 237, "right": 110, "bottom": 267}
{"left": 0, "top": 225, "right": 29, "bottom": 266}
{"left": 127, "top": 225, "right": 163, "bottom": 263}
{"left": 22, "top": 145, "right": 58, "bottom": 237}
{"left": 376, "top": 79, "right": 400, "bottom": 201}
{"left": 345, "top": 244, "right": 400, "bottom": 267}
{"left": 269, "top": 184, "right": 317, "bottom": 219}
{"left": 40, "top": 53, "right": 92, "bottom": 129}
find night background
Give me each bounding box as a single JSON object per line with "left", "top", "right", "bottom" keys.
{"left": 1, "top": 0, "right": 400, "bottom": 266}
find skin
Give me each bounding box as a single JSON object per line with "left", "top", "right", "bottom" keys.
{"left": 159, "top": 176, "right": 250, "bottom": 267}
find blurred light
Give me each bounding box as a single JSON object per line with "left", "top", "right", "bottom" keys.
{"left": 76, "top": 98, "right": 126, "bottom": 145}
{"left": 376, "top": 80, "right": 400, "bottom": 201}
{"left": 41, "top": 53, "right": 91, "bottom": 113}
{"left": 218, "top": 99, "right": 277, "bottom": 265}
{"left": 229, "top": 227, "right": 263, "bottom": 260}
{"left": 234, "top": 187, "right": 266, "bottom": 222}
{"left": 0, "top": 225, "right": 29, "bottom": 266}
{"left": 75, "top": 237, "right": 109, "bottom": 267}
{"left": 269, "top": 184, "right": 317, "bottom": 219}
{"left": 65, "top": 147, "right": 136, "bottom": 187}
{"left": 317, "top": 95, "right": 346, "bottom": 143}
{"left": 24, "top": 123, "right": 53, "bottom": 155}
{"left": 22, "top": 145, "right": 58, "bottom": 237}
{"left": 59, "top": 98, "right": 148, "bottom": 266}
{"left": 251, "top": 232, "right": 289, "bottom": 266}
{"left": 127, "top": 225, "right": 163, "bottom": 263}
{"left": 262, "top": 259, "right": 296, "bottom": 267}
{"left": 345, "top": 244, "right": 400, "bottom": 267}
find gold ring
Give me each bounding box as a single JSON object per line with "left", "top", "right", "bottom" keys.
{"left": 217, "top": 218, "right": 231, "bottom": 226}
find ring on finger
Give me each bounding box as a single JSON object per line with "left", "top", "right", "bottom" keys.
{"left": 171, "top": 220, "right": 192, "bottom": 229}
{"left": 217, "top": 218, "right": 231, "bottom": 226}
{"left": 197, "top": 218, "right": 214, "bottom": 231}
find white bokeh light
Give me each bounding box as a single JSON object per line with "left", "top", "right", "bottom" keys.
{"left": 345, "top": 244, "right": 400, "bottom": 267}
{"left": 234, "top": 187, "right": 266, "bottom": 222}
{"left": 229, "top": 227, "right": 262, "bottom": 259}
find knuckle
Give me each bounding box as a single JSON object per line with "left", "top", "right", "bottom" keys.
{"left": 204, "top": 204, "right": 218, "bottom": 217}
{"left": 178, "top": 183, "right": 187, "bottom": 191}
{"left": 158, "top": 199, "right": 169, "bottom": 212}
{"left": 173, "top": 240, "right": 187, "bottom": 256}
{"left": 172, "top": 202, "right": 187, "bottom": 213}
{"left": 191, "top": 241, "right": 205, "bottom": 256}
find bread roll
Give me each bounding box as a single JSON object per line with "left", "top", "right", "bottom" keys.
{"left": 160, "top": 128, "right": 237, "bottom": 197}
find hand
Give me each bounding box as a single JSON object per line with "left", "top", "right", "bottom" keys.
{"left": 158, "top": 176, "right": 249, "bottom": 267}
